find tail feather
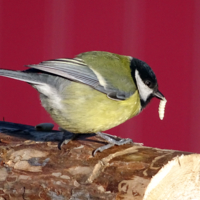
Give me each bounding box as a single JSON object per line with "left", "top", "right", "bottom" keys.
{"left": 0, "top": 69, "right": 44, "bottom": 85}
{"left": 0, "top": 69, "right": 71, "bottom": 97}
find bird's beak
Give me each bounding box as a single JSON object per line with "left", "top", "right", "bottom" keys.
{"left": 154, "top": 90, "right": 165, "bottom": 100}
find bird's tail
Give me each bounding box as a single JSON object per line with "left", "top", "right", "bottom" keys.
{"left": 0, "top": 69, "right": 44, "bottom": 85}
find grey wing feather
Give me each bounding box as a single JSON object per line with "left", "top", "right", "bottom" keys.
{"left": 0, "top": 58, "right": 133, "bottom": 100}
{"left": 27, "top": 58, "right": 108, "bottom": 95}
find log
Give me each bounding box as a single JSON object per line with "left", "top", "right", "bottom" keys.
{"left": 0, "top": 121, "right": 199, "bottom": 200}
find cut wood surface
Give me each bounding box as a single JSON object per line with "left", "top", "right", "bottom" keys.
{"left": 0, "top": 121, "right": 199, "bottom": 200}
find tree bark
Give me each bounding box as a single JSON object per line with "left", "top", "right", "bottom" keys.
{"left": 0, "top": 121, "right": 199, "bottom": 200}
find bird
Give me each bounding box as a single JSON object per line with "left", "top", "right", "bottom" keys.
{"left": 0, "top": 51, "right": 166, "bottom": 155}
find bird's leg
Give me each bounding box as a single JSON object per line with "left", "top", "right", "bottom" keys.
{"left": 96, "top": 132, "right": 133, "bottom": 145}
{"left": 93, "top": 132, "right": 133, "bottom": 156}
{"left": 102, "top": 132, "right": 119, "bottom": 139}
{"left": 58, "top": 129, "right": 77, "bottom": 150}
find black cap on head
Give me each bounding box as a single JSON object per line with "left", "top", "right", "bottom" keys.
{"left": 130, "top": 58, "right": 161, "bottom": 108}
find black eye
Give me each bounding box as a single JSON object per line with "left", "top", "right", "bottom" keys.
{"left": 145, "top": 80, "right": 152, "bottom": 87}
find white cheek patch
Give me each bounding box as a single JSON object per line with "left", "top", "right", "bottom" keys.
{"left": 135, "top": 70, "right": 153, "bottom": 102}
{"left": 159, "top": 98, "right": 167, "bottom": 120}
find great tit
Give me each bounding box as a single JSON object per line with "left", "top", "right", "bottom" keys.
{"left": 0, "top": 51, "right": 166, "bottom": 155}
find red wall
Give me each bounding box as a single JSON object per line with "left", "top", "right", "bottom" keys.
{"left": 0, "top": 0, "right": 199, "bottom": 153}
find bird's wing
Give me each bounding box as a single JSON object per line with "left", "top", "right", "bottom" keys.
{"left": 28, "top": 52, "right": 136, "bottom": 100}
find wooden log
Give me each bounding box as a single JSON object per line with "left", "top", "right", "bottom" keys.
{"left": 0, "top": 121, "right": 199, "bottom": 200}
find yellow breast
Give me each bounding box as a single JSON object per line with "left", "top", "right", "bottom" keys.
{"left": 45, "top": 82, "right": 141, "bottom": 133}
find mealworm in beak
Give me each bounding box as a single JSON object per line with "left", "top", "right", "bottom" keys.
{"left": 158, "top": 98, "right": 167, "bottom": 120}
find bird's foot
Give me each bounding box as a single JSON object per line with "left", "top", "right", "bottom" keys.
{"left": 93, "top": 132, "right": 133, "bottom": 156}
{"left": 58, "top": 130, "right": 76, "bottom": 150}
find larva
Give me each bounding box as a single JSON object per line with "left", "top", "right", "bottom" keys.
{"left": 158, "top": 98, "right": 167, "bottom": 120}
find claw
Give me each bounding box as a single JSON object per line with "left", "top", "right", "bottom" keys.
{"left": 93, "top": 143, "right": 115, "bottom": 156}
{"left": 93, "top": 132, "right": 133, "bottom": 156}
{"left": 58, "top": 131, "right": 76, "bottom": 150}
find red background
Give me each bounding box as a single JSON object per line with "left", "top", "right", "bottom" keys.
{"left": 0, "top": 0, "right": 199, "bottom": 153}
